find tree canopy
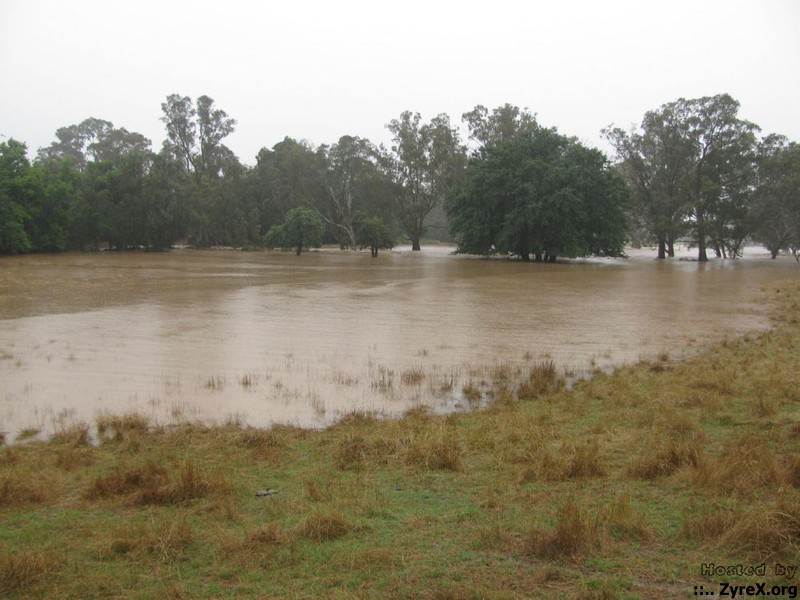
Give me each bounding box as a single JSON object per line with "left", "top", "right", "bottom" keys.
{"left": 382, "top": 111, "right": 467, "bottom": 251}
{"left": 264, "top": 207, "right": 325, "bottom": 255}
{"left": 604, "top": 94, "right": 760, "bottom": 260}
{"left": 446, "top": 124, "right": 629, "bottom": 261}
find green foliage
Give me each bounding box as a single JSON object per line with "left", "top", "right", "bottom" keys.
{"left": 265, "top": 207, "right": 324, "bottom": 254}
{"left": 446, "top": 125, "right": 629, "bottom": 261}
{"left": 317, "top": 136, "right": 395, "bottom": 250}
{"left": 355, "top": 215, "right": 395, "bottom": 257}
{"left": 462, "top": 103, "right": 538, "bottom": 147}
{"left": 383, "top": 111, "right": 467, "bottom": 250}
{"left": 1, "top": 95, "right": 796, "bottom": 259}
{"left": 605, "top": 94, "right": 759, "bottom": 260}
{"left": 0, "top": 139, "right": 33, "bottom": 254}
{"left": 263, "top": 224, "right": 285, "bottom": 249}
{"left": 751, "top": 136, "right": 800, "bottom": 260}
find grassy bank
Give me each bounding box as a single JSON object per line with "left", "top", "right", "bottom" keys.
{"left": 2, "top": 282, "right": 799, "bottom": 599}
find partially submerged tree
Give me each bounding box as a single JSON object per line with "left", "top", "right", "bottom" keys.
{"left": 751, "top": 136, "right": 800, "bottom": 259}
{"left": 603, "top": 108, "right": 692, "bottom": 258}
{"left": 356, "top": 214, "right": 395, "bottom": 257}
{"left": 264, "top": 206, "right": 324, "bottom": 255}
{"left": 605, "top": 94, "right": 759, "bottom": 260}
{"left": 382, "top": 112, "right": 467, "bottom": 250}
{"left": 447, "top": 125, "right": 629, "bottom": 261}
{"left": 317, "top": 136, "right": 382, "bottom": 250}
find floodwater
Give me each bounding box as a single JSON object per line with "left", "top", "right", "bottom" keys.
{"left": 0, "top": 246, "right": 796, "bottom": 441}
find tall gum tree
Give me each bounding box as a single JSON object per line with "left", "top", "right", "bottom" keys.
{"left": 603, "top": 106, "right": 694, "bottom": 259}
{"left": 160, "top": 94, "right": 236, "bottom": 182}
{"left": 462, "top": 103, "right": 538, "bottom": 149}
{"left": 605, "top": 94, "right": 758, "bottom": 261}
{"left": 316, "top": 135, "right": 381, "bottom": 250}
{"left": 383, "top": 111, "right": 466, "bottom": 251}
{"left": 752, "top": 136, "right": 800, "bottom": 259}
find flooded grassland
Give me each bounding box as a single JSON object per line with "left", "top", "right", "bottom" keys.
{"left": 0, "top": 246, "right": 796, "bottom": 441}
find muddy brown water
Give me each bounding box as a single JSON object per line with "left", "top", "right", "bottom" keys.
{"left": 0, "top": 246, "right": 796, "bottom": 441}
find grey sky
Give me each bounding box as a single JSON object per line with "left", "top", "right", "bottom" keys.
{"left": 1, "top": 0, "right": 798, "bottom": 164}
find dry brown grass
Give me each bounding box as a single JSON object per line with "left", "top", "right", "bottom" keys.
{"left": 525, "top": 499, "right": 602, "bottom": 560}
{"left": 601, "top": 491, "right": 652, "bottom": 541}
{"left": 686, "top": 497, "right": 800, "bottom": 561}
{"left": 692, "top": 434, "right": 787, "bottom": 495}
{"left": 99, "top": 513, "right": 194, "bottom": 563}
{"left": 85, "top": 458, "right": 228, "bottom": 505}
{"left": 299, "top": 510, "right": 352, "bottom": 541}
{"left": 243, "top": 522, "right": 288, "bottom": 547}
{"left": 401, "top": 367, "right": 425, "bottom": 386}
{"left": 333, "top": 411, "right": 378, "bottom": 428}
{"left": 461, "top": 381, "right": 482, "bottom": 403}
{"left": 0, "top": 547, "right": 59, "bottom": 593}
{"left": 627, "top": 436, "right": 702, "bottom": 480}
{"left": 516, "top": 437, "right": 605, "bottom": 482}
{"left": 403, "top": 427, "right": 463, "bottom": 471}
{"left": 97, "top": 411, "right": 150, "bottom": 442}
{"left": 680, "top": 504, "right": 741, "bottom": 541}
{"left": 0, "top": 469, "right": 52, "bottom": 506}
{"left": 334, "top": 432, "right": 368, "bottom": 470}
{"left": 237, "top": 426, "right": 283, "bottom": 455}
{"left": 50, "top": 423, "right": 91, "bottom": 447}
{"left": 715, "top": 498, "right": 800, "bottom": 560}
{"left": 516, "top": 360, "right": 562, "bottom": 400}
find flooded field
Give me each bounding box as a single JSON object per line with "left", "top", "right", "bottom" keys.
{"left": 0, "top": 246, "right": 796, "bottom": 441}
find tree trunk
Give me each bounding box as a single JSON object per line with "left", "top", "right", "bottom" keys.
{"left": 657, "top": 237, "right": 666, "bottom": 259}
{"left": 411, "top": 237, "right": 421, "bottom": 251}
{"left": 296, "top": 244, "right": 302, "bottom": 256}
{"left": 696, "top": 210, "right": 708, "bottom": 262}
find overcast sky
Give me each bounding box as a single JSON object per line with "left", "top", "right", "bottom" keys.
{"left": 1, "top": 0, "right": 798, "bottom": 164}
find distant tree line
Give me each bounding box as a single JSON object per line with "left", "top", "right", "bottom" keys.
{"left": 1, "top": 93, "right": 798, "bottom": 261}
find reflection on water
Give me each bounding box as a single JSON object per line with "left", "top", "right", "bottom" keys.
{"left": 0, "top": 247, "right": 796, "bottom": 440}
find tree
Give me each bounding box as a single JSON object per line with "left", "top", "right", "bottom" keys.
{"left": 160, "top": 94, "right": 243, "bottom": 247}
{"left": 252, "top": 138, "right": 325, "bottom": 234}
{"left": 446, "top": 126, "right": 629, "bottom": 261}
{"left": 462, "top": 103, "right": 538, "bottom": 148}
{"left": 0, "top": 139, "right": 34, "bottom": 254}
{"left": 356, "top": 214, "right": 395, "bottom": 257}
{"left": 264, "top": 207, "right": 324, "bottom": 255}
{"left": 751, "top": 136, "right": 800, "bottom": 259}
{"left": 34, "top": 118, "right": 154, "bottom": 251}
{"left": 382, "top": 112, "right": 467, "bottom": 250}
{"left": 38, "top": 118, "right": 150, "bottom": 170}
{"left": 603, "top": 107, "right": 693, "bottom": 258}
{"left": 605, "top": 94, "right": 759, "bottom": 260}
{"left": 160, "top": 94, "right": 236, "bottom": 182}
{"left": 316, "top": 135, "right": 386, "bottom": 250}
{"left": 687, "top": 96, "right": 758, "bottom": 259}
